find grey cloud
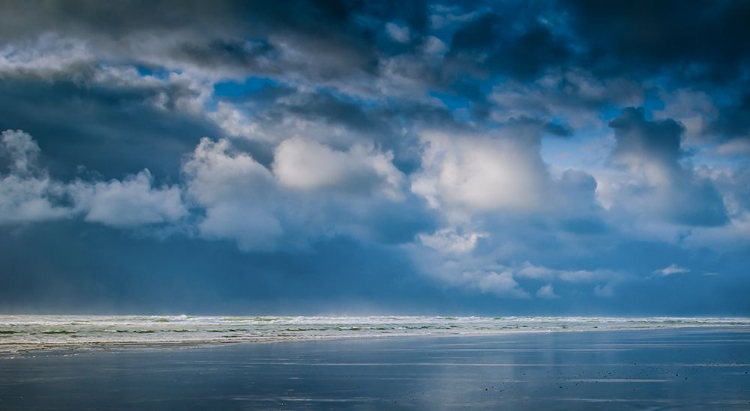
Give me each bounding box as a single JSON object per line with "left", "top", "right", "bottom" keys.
{"left": 209, "top": 87, "right": 459, "bottom": 176}
{"left": 3, "top": 0, "right": 747, "bottom": 112}
{"left": 654, "top": 89, "right": 717, "bottom": 144}
{"left": 0, "top": 1, "right": 244, "bottom": 39}
{"left": 69, "top": 170, "right": 187, "bottom": 228}
{"left": 181, "top": 138, "right": 283, "bottom": 251}
{"left": 407, "top": 122, "right": 618, "bottom": 297}
{"left": 409, "top": 233, "right": 627, "bottom": 299}
{"left": 174, "top": 39, "right": 279, "bottom": 73}
{"left": 606, "top": 107, "right": 728, "bottom": 227}
{"left": 183, "top": 136, "right": 432, "bottom": 251}
{"left": 554, "top": 169, "right": 608, "bottom": 234}
{"left": 610, "top": 107, "right": 683, "bottom": 163}
{"left": 1, "top": 129, "right": 41, "bottom": 176}
{"left": 0, "top": 0, "right": 431, "bottom": 83}
{"left": 283, "top": 92, "right": 393, "bottom": 136}
{"left": 0, "top": 129, "right": 187, "bottom": 228}
{"left": 515, "top": 262, "right": 626, "bottom": 297}
{"left": 489, "top": 69, "right": 643, "bottom": 128}
{"left": 707, "top": 166, "right": 750, "bottom": 218}
{"left": 0, "top": 130, "right": 72, "bottom": 225}
{"left": 0, "top": 1, "right": 360, "bottom": 42}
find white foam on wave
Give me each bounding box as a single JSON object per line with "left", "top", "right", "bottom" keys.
{"left": 1, "top": 315, "right": 748, "bottom": 353}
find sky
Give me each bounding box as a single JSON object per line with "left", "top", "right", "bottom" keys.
{"left": 1, "top": 0, "right": 749, "bottom": 315}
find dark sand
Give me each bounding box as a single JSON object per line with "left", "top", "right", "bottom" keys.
{"left": 1, "top": 327, "right": 749, "bottom": 410}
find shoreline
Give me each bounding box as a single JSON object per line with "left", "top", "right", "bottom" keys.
{"left": 3, "top": 323, "right": 749, "bottom": 356}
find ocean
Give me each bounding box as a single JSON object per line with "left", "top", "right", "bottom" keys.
{"left": 1, "top": 315, "right": 748, "bottom": 353}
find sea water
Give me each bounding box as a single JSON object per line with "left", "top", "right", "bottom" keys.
{"left": 1, "top": 315, "right": 749, "bottom": 353}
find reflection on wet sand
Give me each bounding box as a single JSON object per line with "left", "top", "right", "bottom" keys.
{"left": 0, "top": 327, "right": 749, "bottom": 409}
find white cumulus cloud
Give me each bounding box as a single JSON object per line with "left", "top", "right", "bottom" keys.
{"left": 183, "top": 137, "right": 282, "bottom": 251}
{"left": 273, "top": 137, "right": 404, "bottom": 199}
{"left": 70, "top": 170, "right": 186, "bottom": 228}
{"left": 1, "top": 129, "right": 187, "bottom": 228}
{"left": 411, "top": 131, "right": 549, "bottom": 216}
{"left": 457, "top": 270, "right": 530, "bottom": 298}
{"left": 417, "top": 228, "right": 487, "bottom": 254}
{"left": 0, "top": 130, "right": 74, "bottom": 225}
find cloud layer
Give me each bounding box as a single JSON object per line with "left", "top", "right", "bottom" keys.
{"left": 0, "top": 0, "right": 749, "bottom": 313}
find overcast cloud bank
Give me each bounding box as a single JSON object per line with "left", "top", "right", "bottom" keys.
{"left": 1, "top": 0, "right": 749, "bottom": 314}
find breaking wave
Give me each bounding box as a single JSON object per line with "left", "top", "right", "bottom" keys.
{"left": 1, "top": 315, "right": 748, "bottom": 353}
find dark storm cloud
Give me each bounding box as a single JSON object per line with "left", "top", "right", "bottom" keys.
{"left": 0, "top": 77, "right": 220, "bottom": 180}
{"left": 610, "top": 107, "right": 684, "bottom": 163}
{"left": 708, "top": 91, "right": 750, "bottom": 142}
{"left": 0, "top": 0, "right": 431, "bottom": 79}
{"left": 0, "top": 0, "right": 374, "bottom": 39}
{"left": 271, "top": 90, "right": 459, "bottom": 142}
{"left": 563, "top": 0, "right": 750, "bottom": 83}
{"left": 0, "top": 1, "right": 243, "bottom": 38}
{"left": 175, "top": 39, "right": 279, "bottom": 72}
{"left": 446, "top": 8, "right": 570, "bottom": 81}
{"left": 285, "top": 92, "right": 392, "bottom": 135}
{"left": 3, "top": 0, "right": 748, "bottom": 94}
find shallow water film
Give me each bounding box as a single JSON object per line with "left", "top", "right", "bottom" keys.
{"left": 1, "top": 327, "right": 749, "bottom": 410}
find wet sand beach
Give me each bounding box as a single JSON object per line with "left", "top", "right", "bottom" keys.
{"left": 1, "top": 327, "right": 749, "bottom": 410}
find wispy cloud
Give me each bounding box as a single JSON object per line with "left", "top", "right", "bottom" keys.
{"left": 653, "top": 264, "right": 690, "bottom": 277}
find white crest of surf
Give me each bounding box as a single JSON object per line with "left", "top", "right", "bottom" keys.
{"left": 1, "top": 316, "right": 748, "bottom": 354}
